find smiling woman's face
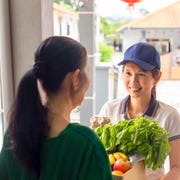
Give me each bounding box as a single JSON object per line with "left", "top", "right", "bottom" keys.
{"left": 122, "top": 62, "right": 157, "bottom": 99}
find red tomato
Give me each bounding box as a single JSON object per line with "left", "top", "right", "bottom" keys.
{"left": 113, "top": 159, "right": 132, "bottom": 173}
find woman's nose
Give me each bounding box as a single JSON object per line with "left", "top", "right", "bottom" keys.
{"left": 130, "top": 75, "right": 139, "bottom": 83}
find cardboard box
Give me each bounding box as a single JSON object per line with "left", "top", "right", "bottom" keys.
{"left": 113, "top": 160, "right": 145, "bottom": 180}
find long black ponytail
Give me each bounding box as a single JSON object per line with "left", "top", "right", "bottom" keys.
{"left": 8, "top": 36, "right": 87, "bottom": 176}
{"left": 9, "top": 69, "right": 48, "bottom": 176}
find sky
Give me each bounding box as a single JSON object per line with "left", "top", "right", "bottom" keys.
{"left": 95, "top": 0, "right": 179, "bottom": 18}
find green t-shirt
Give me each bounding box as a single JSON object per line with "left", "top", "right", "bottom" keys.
{"left": 0, "top": 123, "right": 112, "bottom": 180}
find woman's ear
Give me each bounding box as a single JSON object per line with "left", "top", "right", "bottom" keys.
{"left": 156, "top": 71, "right": 162, "bottom": 82}
{"left": 71, "top": 69, "right": 80, "bottom": 91}
{"left": 37, "top": 79, "right": 48, "bottom": 106}
{"left": 154, "top": 71, "right": 162, "bottom": 85}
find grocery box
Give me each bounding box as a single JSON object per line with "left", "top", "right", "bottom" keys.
{"left": 92, "top": 116, "right": 170, "bottom": 180}
{"left": 113, "top": 160, "right": 145, "bottom": 180}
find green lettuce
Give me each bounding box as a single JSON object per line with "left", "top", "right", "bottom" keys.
{"left": 95, "top": 116, "right": 171, "bottom": 170}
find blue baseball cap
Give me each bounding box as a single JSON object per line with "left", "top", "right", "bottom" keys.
{"left": 118, "top": 42, "right": 160, "bottom": 70}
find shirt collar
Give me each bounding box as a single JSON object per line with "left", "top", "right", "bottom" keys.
{"left": 120, "top": 95, "right": 159, "bottom": 119}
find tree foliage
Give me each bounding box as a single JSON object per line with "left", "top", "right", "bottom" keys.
{"left": 100, "top": 17, "right": 131, "bottom": 36}
{"left": 53, "top": 0, "right": 79, "bottom": 10}
{"left": 99, "top": 43, "right": 114, "bottom": 62}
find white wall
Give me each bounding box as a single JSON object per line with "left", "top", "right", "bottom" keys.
{"left": 53, "top": 8, "right": 79, "bottom": 40}
{"left": 122, "top": 29, "right": 145, "bottom": 52}
{"left": 121, "top": 29, "right": 180, "bottom": 52}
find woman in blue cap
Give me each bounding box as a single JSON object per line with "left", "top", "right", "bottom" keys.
{"left": 0, "top": 36, "right": 112, "bottom": 180}
{"left": 99, "top": 42, "right": 180, "bottom": 180}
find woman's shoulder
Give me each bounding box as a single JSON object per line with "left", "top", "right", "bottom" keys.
{"left": 69, "top": 122, "right": 92, "bottom": 132}
{"left": 158, "top": 101, "right": 180, "bottom": 114}
{"left": 68, "top": 123, "right": 100, "bottom": 142}
{"left": 46, "top": 123, "right": 99, "bottom": 145}
{"left": 154, "top": 100, "right": 180, "bottom": 125}
{"left": 156, "top": 101, "right": 180, "bottom": 140}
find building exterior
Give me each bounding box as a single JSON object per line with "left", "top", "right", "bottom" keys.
{"left": 117, "top": 1, "right": 180, "bottom": 79}
{"left": 117, "top": 1, "right": 180, "bottom": 53}
{"left": 53, "top": 3, "right": 79, "bottom": 40}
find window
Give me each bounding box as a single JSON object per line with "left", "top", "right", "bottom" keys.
{"left": 147, "top": 39, "right": 171, "bottom": 54}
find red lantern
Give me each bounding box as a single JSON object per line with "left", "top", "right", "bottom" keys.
{"left": 121, "top": 0, "right": 142, "bottom": 8}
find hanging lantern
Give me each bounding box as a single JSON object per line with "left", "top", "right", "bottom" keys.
{"left": 121, "top": 0, "right": 143, "bottom": 15}
{"left": 121, "top": 0, "right": 143, "bottom": 8}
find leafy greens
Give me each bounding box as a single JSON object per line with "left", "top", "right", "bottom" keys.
{"left": 95, "top": 116, "right": 171, "bottom": 170}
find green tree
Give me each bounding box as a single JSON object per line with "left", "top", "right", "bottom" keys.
{"left": 99, "top": 43, "right": 114, "bottom": 62}
{"left": 53, "top": 0, "right": 80, "bottom": 10}
{"left": 100, "top": 17, "right": 131, "bottom": 36}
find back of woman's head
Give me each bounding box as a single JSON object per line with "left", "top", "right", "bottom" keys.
{"left": 8, "top": 36, "right": 87, "bottom": 177}
{"left": 33, "top": 36, "right": 87, "bottom": 95}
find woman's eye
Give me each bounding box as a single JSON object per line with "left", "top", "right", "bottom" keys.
{"left": 138, "top": 73, "right": 145, "bottom": 77}
{"left": 125, "top": 72, "right": 131, "bottom": 76}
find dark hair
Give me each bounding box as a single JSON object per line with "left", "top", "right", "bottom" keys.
{"left": 8, "top": 36, "right": 87, "bottom": 176}
{"left": 150, "top": 68, "right": 161, "bottom": 98}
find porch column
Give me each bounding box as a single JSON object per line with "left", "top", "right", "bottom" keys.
{"left": 0, "top": 0, "right": 14, "bottom": 131}
{"left": 79, "top": 0, "right": 96, "bottom": 126}
{"left": 9, "top": 0, "right": 53, "bottom": 91}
